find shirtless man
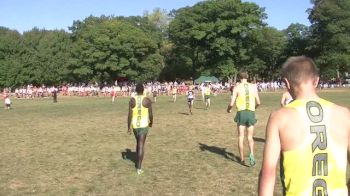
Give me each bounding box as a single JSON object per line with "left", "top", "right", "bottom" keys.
{"left": 259, "top": 56, "right": 350, "bottom": 195}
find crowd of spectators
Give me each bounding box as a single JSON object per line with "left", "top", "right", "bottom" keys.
{"left": 2, "top": 80, "right": 348, "bottom": 100}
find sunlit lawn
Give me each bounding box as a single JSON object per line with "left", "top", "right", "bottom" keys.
{"left": 0, "top": 89, "right": 349, "bottom": 195}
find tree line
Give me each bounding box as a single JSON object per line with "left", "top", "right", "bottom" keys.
{"left": 0, "top": 0, "right": 349, "bottom": 88}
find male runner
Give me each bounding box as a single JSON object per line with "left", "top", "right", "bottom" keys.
{"left": 127, "top": 83, "right": 153, "bottom": 175}
{"left": 227, "top": 71, "right": 260, "bottom": 166}
{"left": 187, "top": 87, "right": 195, "bottom": 115}
{"left": 204, "top": 83, "right": 211, "bottom": 110}
{"left": 259, "top": 56, "right": 350, "bottom": 195}
{"left": 3, "top": 89, "right": 11, "bottom": 110}
{"left": 280, "top": 90, "right": 293, "bottom": 107}
{"left": 152, "top": 85, "right": 158, "bottom": 103}
{"left": 172, "top": 86, "right": 177, "bottom": 102}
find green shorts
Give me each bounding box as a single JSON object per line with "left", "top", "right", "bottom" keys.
{"left": 133, "top": 127, "right": 149, "bottom": 137}
{"left": 234, "top": 110, "right": 256, "bottom": 126}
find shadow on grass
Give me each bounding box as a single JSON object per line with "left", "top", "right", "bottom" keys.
{"left": 178, "top": 112, "right": 189, "bottom": 115}
{"left": 193, "top": 106, "right": 206, "bottom": 110}
{"left": 253, "top": 137, "right": 265, "bottom": 143}
{"left": 121, "top": 149, "right": 136, "bottom": 168}
{"left": 199, "top": 143, "right": 248, "bottom": 166}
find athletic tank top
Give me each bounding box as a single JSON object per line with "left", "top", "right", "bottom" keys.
{"left": 281, "top": 98, "right": 347, "bottom": 196}
{"left": 187, "top": 91, "right": 194, "bottom": 99}
{"left": 235, "top": 83, "right": 255, "bottom": 111}
{"left": 205, "top": 87, "right": 210, "bottom": 95}
{"left": 131, "top": 95, "right": 149, "bottom": 129}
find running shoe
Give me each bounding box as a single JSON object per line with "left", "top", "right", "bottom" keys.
{"left": 249, "top": 153, "right": 256, "bottom": 167}
{"left": 137, "top": 169, "right": 144, "bottom": 175}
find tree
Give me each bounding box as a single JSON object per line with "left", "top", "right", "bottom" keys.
{"left": 248, "top": 27, "right": 287, "bottom": 80}
{"left": 0, "top": 27, "right": 22, "bottom": 88}
{"left": 283, "top": 23, "right": 311, "bottom": 56}
{"left": 144, "top": 8, "right": 170, "bottom": 35}
{"left": 308, "top": 0, "right": 350, "bottom": 81}
{"left": 168, "top": 0, "right": 267, "bottom": 79}
{"left": 69, "top": 16, "right": 163, "bottom": 83}
{"left": 19, "top": 28, "right": 71, "bottom": 86}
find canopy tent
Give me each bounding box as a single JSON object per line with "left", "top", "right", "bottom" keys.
{"left": 194, "top": 76, "right": 219, "bottom": 84}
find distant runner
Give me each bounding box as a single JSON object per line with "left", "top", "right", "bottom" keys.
{"left": 187, "top": 87, "right": 195, "bottom": 115}
{"left": 280, "top": 90, "right": 293, "bottom": 107}
{"left": 127, "top": 83, "right": 153, "bottom": 175}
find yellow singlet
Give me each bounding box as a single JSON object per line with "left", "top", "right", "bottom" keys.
{"left": 131, "top": 95, "right": 149, "bottom": 129}
{"left": 281, "top": 98, "right": 347, "bottom": 195}
{"left": 205, "top": 87, "right": 210, "bottom": 95}
{"left": 143, "top": 88, "right": 148, "bottom": 96}
{"left": 235, "top": 83, "right": 255, "bottom": 111}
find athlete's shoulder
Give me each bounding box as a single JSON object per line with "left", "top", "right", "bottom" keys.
{"left": 129, "top": 97, "right": 136, "bottom": 107}
{"left": 270, "top": 107, "right": 297, "bottom": 124}
{"left": 142, "top": 96, "right": 152, "bottom": 107}
{"left": 331, "top": 102, "right": 350, "bottom": 117}
{"left": 129, "top": 96, "right": 136, "bottom": 102}
{"left": 233, "top": 83, "right": 244, "bottom": 90}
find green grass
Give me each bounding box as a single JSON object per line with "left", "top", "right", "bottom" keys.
{"left": 0, "top": 89, "right": 350, "bottom": 195}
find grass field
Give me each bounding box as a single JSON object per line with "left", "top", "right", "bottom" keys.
{"left": 1, "top": 89, "right": 350, "bottom": 195}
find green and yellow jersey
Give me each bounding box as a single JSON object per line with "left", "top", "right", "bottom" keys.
{"left": 205, "top": 87, "right": 211, "bottom": 96}
{"left": 235, "top": 83, "right": 256, "bottom": 111}
{"left": 281, "top": 98, "right": 347, "bottom": 195}
{"left": 132, "top": 95, "right": 149, "bottom": 129}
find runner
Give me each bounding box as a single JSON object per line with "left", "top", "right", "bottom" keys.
{"left": 227, "top": 71, "right": 260, "bottom": 166}
{"left": 280, "top": 90, "right": 293, "bottom": 107}
{"left": 152, "top": 85, "right": 158, "bottom": 103}
{"left": 111, "top": 86, "right": 116, "bottom": 103}
{"left": 204, "top": 83, "right": 211, "bottom": 110}
{"left": 259, "top": 56, "right": 350, "bottom": 195}
{"left": 127, "top": 83, "right": 153, "bottom": 175}
{"left": 187, "top": 87, "right": 195, "bottom": 115}
{"left": 3, "top": 89, "right": 11, "bottom": 110}
{"left": 172, "top": 86, "right": 177, "bottom": 102}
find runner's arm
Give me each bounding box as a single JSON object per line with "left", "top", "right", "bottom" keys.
{"left": 346, "top": 108, "right": 350, "bottom": 194}
{"left": 258, "top": 111, "right": 281, "bottom": 196}
{"left": 255, "top": 86, "right": 261, "bottom": 109}
{"left": 280, "top": 93, "right": 285, "bottom": 107}
{"left": 227, "top": 88, "right": 237, "bottom": 112}
{"left": 144, "top": 98, "right": 153, "bottom": 127}
{"left": 127, "top": 98, "right": 135, "bottom": 132}
{"left": 148, "top": 103, "right": 153, "bottom": 127}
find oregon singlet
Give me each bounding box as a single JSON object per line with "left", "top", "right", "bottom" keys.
{"left": 235, "top": 83, "right": 255, "bottom": 111}
{"left": 205, "top": 87, "right": 210, "bottom": 96}
{"left": 132, "top": 95, "right": 149, "bottom": 129}
{"left": 281, "top": 98, "right": 347, "bottom": 195}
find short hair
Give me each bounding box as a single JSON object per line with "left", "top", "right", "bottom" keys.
{"left": 281, "top": 56, "right": 318, "bottom": 86}
{"left": 239, "top": 71, "right": 248, "bottom": 79}
{"left": 135, "top": 83, "right": 144, "bottom": 94}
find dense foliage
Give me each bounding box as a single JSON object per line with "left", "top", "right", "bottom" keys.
{"left": 0, "top": 0, "right": 349, "bottom": 87}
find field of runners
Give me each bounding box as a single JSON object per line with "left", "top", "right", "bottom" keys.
{"left": 0, "top": 89, "right": 350, "bottom": 195}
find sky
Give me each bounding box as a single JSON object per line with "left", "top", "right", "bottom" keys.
{"left": 0, "top": 0, "right": 313, "bottom": 33}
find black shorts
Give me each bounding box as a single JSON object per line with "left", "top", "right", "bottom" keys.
{"left": 187, "top": 98, "right": 194, "bottom": 103}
